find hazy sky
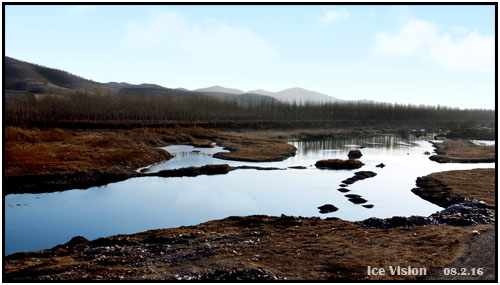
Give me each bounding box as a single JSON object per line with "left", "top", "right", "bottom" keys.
{"left": 5, "top": 4, "right": 495, "bottom": 109}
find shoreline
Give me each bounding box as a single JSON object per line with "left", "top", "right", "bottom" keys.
{"left": 5, "top": 126, "right": 405, "bottom": 195}
{"left": 429, "top": 140, "right": 495, "bottom": 163}
{"left": 4, "top": 128, "right": 496, "bottom": 280}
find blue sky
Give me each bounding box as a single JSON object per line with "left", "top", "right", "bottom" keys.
{"left": 5, "top": 4, "right": 495, "bottom": 109}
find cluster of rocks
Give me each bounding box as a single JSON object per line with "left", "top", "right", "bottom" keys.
{"left": 341, "top": 171, "right": 377, "bottom": 185}
{"left": 176, "top": 267, "right": 282, "bottom": 281}
{"left": 318, "top": 162, "right": 378, "bottom": 213}
{"left": 338, "top": 171, "right": 377, "bottom": 207}
{"left": 355, "top": 200, "right": 495, "bottom": 228}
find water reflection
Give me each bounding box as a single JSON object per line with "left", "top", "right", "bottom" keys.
{"left": 5, "top": 134, "right": 494, "bottom": 255}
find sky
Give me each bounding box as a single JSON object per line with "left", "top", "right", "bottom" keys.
{"left": 5, "top": 4, "right": 496, "bottom": 109}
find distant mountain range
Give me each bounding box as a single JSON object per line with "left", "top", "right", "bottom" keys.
{"left": 191, "top": 85, "right": 341, "bottom": 104}
{"left": 4, "top": 56, "right": 348, "bottom": 105}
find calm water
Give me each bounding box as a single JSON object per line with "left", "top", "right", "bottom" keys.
{"left": 5, "top": 135, "right": 494, "bottom": 254}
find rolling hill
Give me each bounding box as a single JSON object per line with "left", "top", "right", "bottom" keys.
{"left": 5, "top": 56, "right": 115, "bottom": 94}
{"left": 4, "top": 57, "right": 278, "bottom": 105}
{"left": 4, "top": 56, "right": 341, "bottom": 105}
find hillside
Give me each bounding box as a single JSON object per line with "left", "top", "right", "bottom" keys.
{"left": 4, "top": 56, "right": 115, "bottom": 94}
{"left": 4, "top": 57, "right": 277, "bottom": 105}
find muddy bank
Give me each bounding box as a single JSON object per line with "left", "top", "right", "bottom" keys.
{"left": 429, "top": 140, "right": 495, "bottom": 163}
{"left": 4, "top": 214, "right": 491, "bottom": 281}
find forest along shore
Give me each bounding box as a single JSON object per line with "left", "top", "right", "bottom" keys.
{"left": 5, "top": 126, "right": 395, "bottom": 194}
{"left": 4, "top": 131, "right": 496, "bottom": 280}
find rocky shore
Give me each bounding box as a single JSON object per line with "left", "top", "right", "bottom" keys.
{"left": 4, "top": 214, "right": 491, "bottom": 281}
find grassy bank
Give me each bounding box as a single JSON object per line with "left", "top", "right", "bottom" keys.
{"left": 4, "top": 126, "right": 299, "bottom": 194}
{"left": 429, "top": 140, "right": 495, "bottom": 163}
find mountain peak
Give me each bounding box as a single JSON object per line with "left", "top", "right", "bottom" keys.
{"left": 194, "top": 85, "right": 244, "bottom": 95}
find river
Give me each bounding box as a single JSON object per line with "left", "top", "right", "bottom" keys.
{"left": 5, "top": 134, "right": 494, "bottom": 254}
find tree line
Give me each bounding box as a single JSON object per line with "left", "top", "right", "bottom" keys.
{"left": 4, "top": 92, "right": 495, "bottom": 128}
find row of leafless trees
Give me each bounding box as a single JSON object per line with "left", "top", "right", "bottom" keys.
{"left": 4, "top": 93, "right": 495, "bottom": 128}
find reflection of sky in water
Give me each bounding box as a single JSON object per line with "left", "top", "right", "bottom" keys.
{"left": 5, "top": 135, "right": 495, "bottom": 254}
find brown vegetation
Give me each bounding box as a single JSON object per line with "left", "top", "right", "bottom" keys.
{"left": 4, "top": 127, "right": 298, "bottom": 194}
{"left": 4, "top": 214, "right": 491, "bottom": 281}
{"left": 145, "top": 164, "right": 231, "bottom": 177}
{"left": 315, "top": 159, "right": 365, "bottom": 169}
{"left": 430, "top": 140, "right": 495, "bottom": 163}
{"left": 412, "top": 169, "right": 495, "bottom": 209}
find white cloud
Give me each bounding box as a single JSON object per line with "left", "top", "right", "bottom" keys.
{"left": 375, "top": 19, "right": 494, "bottom": 73}
{"left": 321, "top": 9, "right": 350, "bottom": 24}
{"left": 122, "top": 11, "right": 276, "bottom": 63}
{"left": 431, "top": 31, "right": 494, "bottom": 73}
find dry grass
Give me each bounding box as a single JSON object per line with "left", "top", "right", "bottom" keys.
{"left": 5, "top": 215, "right": 492, "bottom": 280}
{"left": 426, "top": 168, "right": 495, "bottom": 208}
{"left": 315, "top": 159, "right": 364, "bottom": 169}
{"left": 5, "top": 127, "right": 172, "bottom": 177}
{"left": 5, "top": 127, "right": 297, "bottom": 180}
{"left": 433, "top": 140, "right": 495, "bottom": 161}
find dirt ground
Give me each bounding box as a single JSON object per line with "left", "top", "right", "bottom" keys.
{"left": 4, "top": 214, "right": 492, "bottom": 281}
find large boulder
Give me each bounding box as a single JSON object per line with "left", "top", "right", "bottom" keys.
{"left": 347, "top": 150, "right": 363, "bottom": 159}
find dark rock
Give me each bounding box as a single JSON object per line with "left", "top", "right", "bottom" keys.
{"left": 318, "top": 204, "right": 339, "bottom": 214}
{"left": 355, "top": 201, "right": 495, "bottom": 228}
{"left": 342, "top": 177, "right": 358, "bottom": 184}
{"left": 348, "top": 197, "right": 368, "bottom": 204}
{"left": 337, "top": 188, "right": 350, "bottom": 193}
{"left": 339, "top": 184, "right": 348, "bottom": 187}
{"left": 347, "top": 150, "right": 363, "bottom": 159}
{"left": 315, "top": 159, "right": 364, "bottom": 170}
{"left": 376, "top": 163, "right": 385, "bottom": 168}
{"left": 288, "top": 166, "right": 307, "bottom": 169}
{"left": 386, "top": 216, "right": 410, "bottom": 227}
{"left": 362, "top": 204, "right": 374, "bottom": 209}
{"left": 354, "top": 171, "right": 377, "bottom": 179}
{"left": 344, "top": 194, "right": 361, "bottom": 199}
